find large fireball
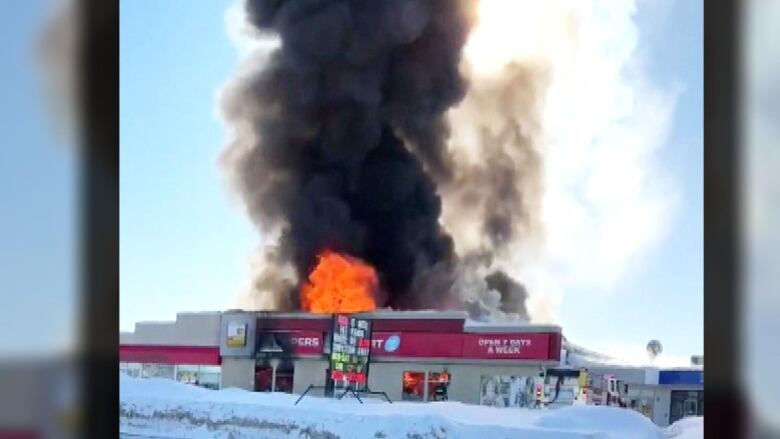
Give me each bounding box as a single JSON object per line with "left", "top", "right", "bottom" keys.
{"left": 300, "top": 251, "right": 378, "bottom": 313}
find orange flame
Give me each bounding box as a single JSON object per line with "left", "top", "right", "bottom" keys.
{"left": 300, "top": 250, "right": 378, "bottom": 313}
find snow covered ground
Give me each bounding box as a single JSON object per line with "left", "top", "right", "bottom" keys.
{"left": 120, "top": 373, "right": 702, "bottom": 439}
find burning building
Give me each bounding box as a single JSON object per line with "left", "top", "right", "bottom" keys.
{"left": 120, "top": 310, "right": 562, "bottom": 405}
{"left": 120, "top": 0, "right": 561, "bottom": 407}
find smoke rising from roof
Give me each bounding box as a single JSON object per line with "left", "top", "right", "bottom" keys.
{"left": 220, "top": 0, "right": 552, "bottom": 321}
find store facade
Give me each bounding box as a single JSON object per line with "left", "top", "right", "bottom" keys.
{"left": 119, "top": 311, "right": 224, "bottom": 389}
{"left": 656, "top": 369, "right": 704, "bottom": 425}
{"left": 120, "top": 310, "right": 563, "bottom": 405}
{"left": 219, "top": 310, "right": 563, "bottom": 405}
{"left": 579, "top": 366, "right": 703, "bottom": 426}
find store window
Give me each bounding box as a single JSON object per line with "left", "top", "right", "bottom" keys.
{"left": 142, "top": 363, "right": 175, "bottom": 380}
{"left": 255, "top": 366, "right": 293, "bottom": 393}
{"left": 176, "top": 365, "right": 199, "bottom": 385}
{"left": 624, "top": 387, "right": 654, "bottom": 419}
{"left": 402, "top": 371, "right": 425, "bottom": 401}
{"left": 255, "top": 367, "right": 273, "bottom": 392}
{"left": 199, "top": 366, "right": 221, "bottom": 390}
{"left": 275, "top": 368, "right": 294, "bottom": 393}
{"left": 670, "top": 390, "right": 703, "bottom": 424}
{"left": 120, "top": 362, "right": 142, "bottom": 378}
{"left": 428, "top": 371, "right": 451, "bottom": 401}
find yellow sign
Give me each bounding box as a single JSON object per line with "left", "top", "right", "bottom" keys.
{"left": 578, "top": 369, "right": 588, "bottom": 389}
{"left": 227, "top": 323, "right": 247, "bottom": 347}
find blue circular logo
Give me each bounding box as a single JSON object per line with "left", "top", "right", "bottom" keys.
{"left": 384, "top": 335, "right": 401, "bottom": 352}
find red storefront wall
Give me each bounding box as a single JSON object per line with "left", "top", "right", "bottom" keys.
{"left": 120, "top": 345, "right": 220, "bottom": 365}
{"left": 120, "top": 331, "right": 561, "bottom": 363}
{"left": 370, "top": 332, "right": 560, "bottom": 361}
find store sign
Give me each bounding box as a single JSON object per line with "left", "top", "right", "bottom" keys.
{"left": 289, "top": 332, "right": 322, "bottom": 355}
{"left": 330, "top": 314, "right": 372, "bottom": 388}
{"left": 658, "top": 370, "right": 704, "bottom": 386}
{"left": 226, "top": 323, "right": 247, "bottom": 347}
{"left": 257, "top": 331, "right": 323, "bottom": 355}
{"left": 462, "top": 333, "right": 550, "bottom": 359}
{"left": 369, "top": 332, "right": 554, "bottom": 360}
{"left": 384, "top": 335, "right": 401, "bottom": 352}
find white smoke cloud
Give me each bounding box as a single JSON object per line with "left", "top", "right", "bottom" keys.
{"left": 454, "top": 0, "right": 680, "bottom": 322}
{"left": 568, "top": 336, "right": 692, "bottom": 368}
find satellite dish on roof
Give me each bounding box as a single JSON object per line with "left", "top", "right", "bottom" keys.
{"left": 646, "top": 340, "right": 663, "bottom": 361}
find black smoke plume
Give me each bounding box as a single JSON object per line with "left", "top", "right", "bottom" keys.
{"left": 485, "top": 270, "right": 529, "bottom": 318}
{"left": 221, "top": 0, "right": 478, "bottom": 311}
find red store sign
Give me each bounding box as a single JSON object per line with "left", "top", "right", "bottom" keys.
{"left": 273, "top": 331, "right": 323, "bottom": 355}
{"left": 461, "top": 333, "right": 551, "bottom": 359}
{"left": 369, "top": 332, "right": 554, "bottom": 360}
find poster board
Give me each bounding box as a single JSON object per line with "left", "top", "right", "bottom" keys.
{"left": 479, "top": 375, "right": 535, "bottom": 408}
{"left": 329, "top": 314, "right": 372, "bottom": 391}
{"left": 226, "top": 322, "right": 247, "bottom": 347}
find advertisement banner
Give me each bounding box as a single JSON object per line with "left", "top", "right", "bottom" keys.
{"left": 330, "top": 314, "right": 372, "bottom": 390}
{"left": 479, "top": 375, "right": 535, "bottom": 408}
{"left": 226, "top": 323, "right": 247, "bottom": 347}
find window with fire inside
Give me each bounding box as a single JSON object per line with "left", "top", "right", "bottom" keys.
{"left": 402, "top": 371, "right": 451, "bottom": 402}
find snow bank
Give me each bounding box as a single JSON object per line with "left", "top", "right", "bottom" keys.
{"left": 663, "top": 417, "right": 703, "bottom": 439}
{"left": 120, "top": 373, "right": 694, "bottom": 439}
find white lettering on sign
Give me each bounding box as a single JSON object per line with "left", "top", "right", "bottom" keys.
{"left": 291, "top": 337, "right": 320, "bottom": 347}
{"left": 371, "top": 339, "right": 384, "bottom": 349}
{"left": 480, "top": 338, "right": 531, "bottom": 354}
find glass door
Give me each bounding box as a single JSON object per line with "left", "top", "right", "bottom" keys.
{"left": 683, "top": 397, "right": 698, "bottom": 418}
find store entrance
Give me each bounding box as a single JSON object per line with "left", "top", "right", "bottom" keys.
{"left": 255, "top": 362, "right": 295, "bottom": 393}
{"left": 669, "top": 390, "right": 703, "bottom": 424}
{"left": 255, "top": 366, "right": 272, "bottom": 392}
{"left": 683, "top": 398, "right": 698, "bottom": 418}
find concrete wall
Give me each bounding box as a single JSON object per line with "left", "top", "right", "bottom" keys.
{"left": 120, "top": 311, "right": 221, "bottom": 346}
{"left": 653, "top": 388, "right": 671, "bottom": 426}
{"left": 221, "top": 357, "right": 255, "bottom": 391}
{"left": 293, "top": 359, "right": 329, "bottom": 395}
{"left": 220, "top": 312, "right": 257, "bottom": 358}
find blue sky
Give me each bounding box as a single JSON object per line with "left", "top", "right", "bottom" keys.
{"left": 555, "top": 0, "right": 703, "bottom": 360}
{"left": 120, "top": 1, "right": 702, "bottom": 362}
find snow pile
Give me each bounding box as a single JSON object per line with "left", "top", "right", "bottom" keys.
{"left": 120, "top": 373, "right": 693, "bottom": 439}
{"left": 663, "top": 417, "right": 703, "bottom": 439}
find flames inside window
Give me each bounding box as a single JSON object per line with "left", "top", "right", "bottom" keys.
{"left": 402, "top": 371, "right": 425, "bottom": 401}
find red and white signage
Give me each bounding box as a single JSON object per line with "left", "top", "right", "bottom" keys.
{"left": 283, "top": 331, "right": 323, "bottom": 355}
{"left": 461, "top": 333, "right": 550, "bottom": 359}
{"left": 369, "top": 332, "right": 554, "bottom": 360}
{"left": 122, "top": 328, "right": 559, "bottom": 364}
